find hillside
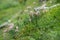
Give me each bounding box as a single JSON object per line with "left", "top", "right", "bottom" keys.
{"left": 0, "top": 0, "right": 60, "bottom": 40}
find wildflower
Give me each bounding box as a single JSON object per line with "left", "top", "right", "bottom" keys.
{"left": 16, "top": 26, "right": 18, "bottom": 29}
{"left": 15, "top": 26, "right": 19, "bottom": 32}
{"left": 8, "top": 20, "right": 11, "bottom": 23}
{"left": 30, "top": 11, "right": 34, "bottom": 14}
{"left": 8, "top": 23, "right": 14, "bottom": 30}
{"left": 42, "top": 9, "right": 48, "bottom": 13}
{"left": 34, "top": 11, "right": 40, "bottom": 16}
{"left": 24, "top": 9, "right": 28, "bottom": 12}
{"left": 29, "top": 18, "right": 31, "bottom": 22}
{"left": 34, "top": 7, "right": 40, "bottom": 12}
{"left": 34, "top": 8, "right": 40, "bottom": 15}
{"left": 33, "top": 2, "right": 36, "bottom": 4}
{"left": 40, "top": 4, "right": 46, "bottom": 9}
{"left": 27, "top": 6, "right": 32, "bottom": 10}
{"left": 2, "top": 23, "right": 14, "bottom": 33}
{"left": 29, "top": 11, "right": 34, "bottom": 17}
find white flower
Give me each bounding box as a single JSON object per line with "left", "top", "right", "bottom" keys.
{"left": 34, "top": 11, "right": 40, "bottom": 16}
{"left": 29, "top": 11, "right": 34, "bottom": 16}
{"left": 30, "top": 11, "right": 33, "bottom": 14}
{"left": 33, "top": 2, "right": 36, "bottom": 4}
{"left": 24, "top": 9, "right": 28, "bottom": 12}
{"left": 42, "top": 9, "right": 48, "bottom": 13}
{"left": 40, "top": 4, "right": 46, "bottom": 9}
{"left": 29, "top": 18, "right": 31, "bottom": 22}
{"left": 34, "top": 7, "right": 40, "bottom": 11}
{"left": 15, "top": 26, "right": 19, "bottom": 32}
{"left": 16, "top": 26, "right": 18, "bottom": 29}
{"left": 27, "top": 6, "right": 32, "bottom": 9}
{"left": 8, "top": 20, "right": 11, "bottom": 23}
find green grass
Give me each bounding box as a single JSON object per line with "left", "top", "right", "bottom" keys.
{"left": 0, "top": 0, "right": 60, "bottom": 40}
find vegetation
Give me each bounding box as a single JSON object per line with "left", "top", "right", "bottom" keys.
{"left": 0, "top": 0, "right": 60, "bottom": 40}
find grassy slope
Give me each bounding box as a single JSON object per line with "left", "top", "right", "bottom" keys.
{"left": 0, "top": 0, "right": 60, "bottom": 40}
